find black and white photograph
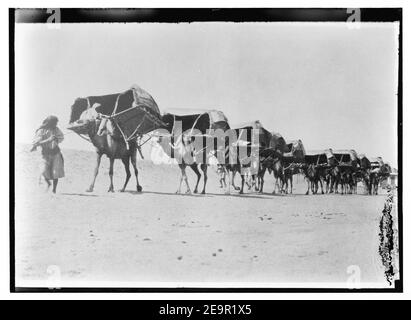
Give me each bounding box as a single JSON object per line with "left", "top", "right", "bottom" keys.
{"left": 9, "top": 7, "right": 402, "bottom": 294}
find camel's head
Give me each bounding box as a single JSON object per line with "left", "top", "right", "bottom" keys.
{"left": 67, "top": 103, "right": 102, "bottom": 135}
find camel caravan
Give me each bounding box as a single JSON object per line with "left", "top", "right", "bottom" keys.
{"left": 67, "top": 85, "right": 393, "bottom": 196}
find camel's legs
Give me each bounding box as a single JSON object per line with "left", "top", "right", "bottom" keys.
{"left": 231, "top": 169, "right": 240, "bottom": 191}
{"left": 131, "top": 151, "right": 142, "bottom": 192}
{"left": 319, "top": 179, "right": 324, "bottom": 194}
{"left": 279, "top": 177, "right": 285, "bottom": 194}
{"left": 177, "top": 164, "right": 191, "bottom": 194}
{"left": 251, "top": 174, "right": 258, "bottom": 191}
{"left": 120, "top": 157, "right": 131, "bottom": 192}
{"left": 225, "top": 169, "right": 232, "bottom": 194}
{"left": 183, "top": 167, "right": 191, "bottom": 194}
{"left": 86, "top": 152, "right": 102, "bottom": 192}
{"left": 176, "top": 164, "right": 184, "bottom": 194}
{"left": 108, "top": 158, "right": 115, "bottom": 192}
{"left": 273, "top": 176, "right": 278, "bottom": 194}
{"left": 258, "top": 167, "right": 266, "bottom": 193}
{"left": 239, "top": 174, "right": 245, "bottom": 194}
{"left": 200, "top": 164, "right": 208, "bottom": 194}
{"left": 190, "top": 164, "right": 201, "bottom": 193}
{"left": 220, "top": 169, "right": 227, "bottom": 188}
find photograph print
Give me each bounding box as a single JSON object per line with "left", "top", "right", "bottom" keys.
{"left": 11, "top": 8, "right": 401, "bottom": 291}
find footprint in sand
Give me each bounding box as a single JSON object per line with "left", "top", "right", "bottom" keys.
{"left": 143, "top": 238, "right": 151, "bottom": 241}
{"left": 177, "top": 256, "right": 183, "bottom": 260}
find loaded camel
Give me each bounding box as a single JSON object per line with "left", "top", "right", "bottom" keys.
{"left": 68, "top": 103, "right": 143, "bottom": 193}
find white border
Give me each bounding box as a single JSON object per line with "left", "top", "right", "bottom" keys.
{"left": 2, "top": 0, "right": 408, "bottom": 300}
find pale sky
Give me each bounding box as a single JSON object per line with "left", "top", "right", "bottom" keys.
{"left": 15, "top": 22, "right": 399, "bottom": 166}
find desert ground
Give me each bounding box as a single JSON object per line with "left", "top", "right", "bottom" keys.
{"left": 14, "top": 144, "right": 398, "bottom": 288}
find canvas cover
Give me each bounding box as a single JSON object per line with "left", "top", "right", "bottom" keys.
{"left": 358, "top": 154, "right": 372, "bottom": 170}
{"left": 268, "top": 132, "right": 287, "bottom": 153}
{"left": 161, "top": 109, "right": 230, "bottom": 135}
{"left": 369, "top": 157, "right": 385, "bottom": 169}
{"left": 283, "top": 139, "right": 306, "bottom": 162}
{"left": 231, "top": 120, "right": 272, "bottom": 150}
{"left": 333, "top": 149, "right": 359, "bottom": 167}
{"left": 304, "top": 150, "right": 329, "bottom": 165}
{"left": 68, "top": 85, "right": 163, "bottom": 141}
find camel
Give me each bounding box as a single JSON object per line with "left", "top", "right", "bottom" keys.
{"left": 68, "top": 111, "right": 142, "bottom": 193}
{"left": 157, "top": 133, "right": 207, "bottom": 194}
{"left": 369, "top": 163, "right": 391, "bottom": 195}
{"left": 302, "top": 163, "right": 324, "bottom": 195}
{"left": 325, "top": 165, "right": 340, "bottom": 193}
{"left": 157, "top": 111, "right": 230, "bottom": 194}
{"left": 257, "top": 149, "right": 284, "bottom": 194}
{"left": 282, "top": 162, "right": 300, "bottom": 194}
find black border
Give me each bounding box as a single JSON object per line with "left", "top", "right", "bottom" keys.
{"left": 10, "top": 8, "right": 403, "bottom": 293}
{"left": 9, "top": 8, "right": 16, "bottom": 293}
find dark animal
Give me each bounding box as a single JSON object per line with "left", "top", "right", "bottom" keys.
{"left": 370, "top": 164, "right": 391, "bottom": 195}
{"left": 302, "top": 164, "right": 324, "bottom": 195}
{"left": 257, "top": 150, "right": 284, "bottom": 194}
{"left": 158, "top": 111, "right": 230, "bottom": 194}
{"left": 282, "top": 162, "right": 300, "bottom": 194}
{"left": 326, "top": 165, "right": 340, "bottom": 193}
{"left": 68, "top": 86, "right": 162, "bottom": 193}
{"left": 256, "top": 131, "right": 287, "bottom": 194}
{"left": 71, "top": 115, "right": 142, "bottom": 193}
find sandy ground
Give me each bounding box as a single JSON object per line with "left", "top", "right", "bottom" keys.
{"left": 14, "top": 144, "right": 396, "bottom": 288}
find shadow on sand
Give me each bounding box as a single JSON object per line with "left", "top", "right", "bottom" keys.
{"left": 61, "top": 192, "right": 99, "bottom": 197}
{"left": 122, "top": 190, "right": 274, "bottom": 200}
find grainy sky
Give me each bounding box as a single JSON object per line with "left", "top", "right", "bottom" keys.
{"left": 15, "top": 22, "right": 399, "bottom": 166}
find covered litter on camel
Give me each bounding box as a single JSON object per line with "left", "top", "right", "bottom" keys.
{"left": 230, "top": 120, "right": 272, "bottom": 150}
{"left": 333, "top": 149, "right": 359, "bottom": 168}
{"left": 161, "top": 108, "right": 230, "bottom": 135}
{"left": 268, "top": 132, "right": 287, "bottom": 154}
{"left": 68, "top": 85, "right": 164, "bottom": 143}
{"left": 369, "top": 157, "right": 385, "bottom": 169}
{"left": 358, "top": 154, "right": 372, "bottom": 170}
{"left": 283, "top": 139, "right": 306, "bottom": 163}
{"left": 304, "top": 149, "right": 335, "bottom": 166}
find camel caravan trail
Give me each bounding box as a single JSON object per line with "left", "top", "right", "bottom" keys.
{"left": 67, "top": 84, "right": 396, "bottom": 197}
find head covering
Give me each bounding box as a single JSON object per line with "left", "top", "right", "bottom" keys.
{"left": 37, "top": 115, "right": 58, "bottom": 132}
